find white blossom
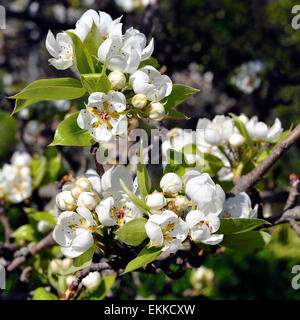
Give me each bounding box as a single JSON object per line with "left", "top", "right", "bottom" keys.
{"left": 129, "top": 66, "right": 172, "bottom": 102}
{"left": 108, "top": 71, "right": 126, "bottom": 90}
{"left": 77, "top": 192, "right": 98, "bottom": 211}
{"left": 222, "top": 192, "right": 258, "bottom": 218}
{"left": 11, "top": 152, "right": 32, "bottom": 167}
{"left": 77, "top": 91, "right": 128, "bottom": 143}
{"left": 229, "top": 132, "right": 245, "bottom": 148}
{"left": 131, "top": 93, "right": 148, "bottom": 109}
{"left": 53, "top": 207, "right": 95, "bottom": 258}
{"left": 98, "top": 28, "right": 153, "bottom": 74}
{"left": 37, "top": 220, "right": 52, "bottom": 233}
{"left": 45, "top": 31, "right": 74, "bottom": 70}
{"left": 183, "top": 171, "right": 225, "bottom": 215}
{"left": 186, "top": 210, "right": 223, "bottom": 245}
{"left": 246, "top": 117, "right": 283, "bottom": 143}
{"left": 196, "top": 116, "right": 234, "bottom": 146}
{"left": 148, "top": 102, "right": 165, "bottom": 121}
{"left": 145, "top": 210, "right": 189, "bottom": 254}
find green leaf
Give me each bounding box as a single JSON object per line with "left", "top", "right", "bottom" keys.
{"left": 115, "top": 218, "right": 148, "bottom": 246}
{"left": 229, "top": 113, "right": 253, "bottom": 147}
{"left": 24, "top": 208, "right": 56, "bottom": 225}
{"left": 83, "top": 22, "right": 102, "bottom": 57}
{"left": 66, "top": 31, "right": 95, "bottom": 74}
{"left": 123, "top": 245, "right": 162, "bottom": 274}
{"left": 31, "top": 154, "right": 47, "bottom": 189}
{"left": 62, "top": 247, "right": 95, "bottom": 275}
{"left": 202, "top": 153, "right": 224, "bottom": 177}
{"left": 12, "top": 224, "right": 38, "bottom": 242}
{"left": 162, "top": 84, "right": 199, "bottom": 115}
{"left": 137, "top": 143, "right": 150, "bottom": 200}
{"left": 120, "top": 179, "right": 150, "bottom": 215}
{"left": 82, "top": 274, "right": 116, "bottom": 300}
{"left": 0, "top": 111, "right": 17, "bottom": 154}
{"left": 138, "top": 57, "right": 159, "bottom": 69}
{"left": 42, "top": 153, "right": 63, "bottom": 186}
{"left": 81, "top": 73, "right": 111, "bottom": 94}
{"left": 32, "top": 287, "right": 58, "bottom": 300}
{"left": 221, "top": 230, "right": 271, "bottom": 253}
{"left": 163, "top": 149, "right": 188, "bottom": 178}
{"left": 217, "top": 218, "right": 270, "bottom": 235}
{"left": 10, "top": 78, "right": 86, "bottom": 114}
{"left": 50, "top": 112, "right": 95, "bottom": 146}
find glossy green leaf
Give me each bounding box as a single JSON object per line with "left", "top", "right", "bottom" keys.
{"left": 138, "top": 57, "right": 159, "bottom": 69}
{"left": 10, "top": 78, "right": 86, "bottom": 114}
{"left": 62, "top": 247, "right": 95, "bottom": 275}
{"left": 32, "top": 154, "right": 47, "bottom": 189}
{"left": 12, "top": 224, "right": 38, "bottom": 242}
{"left": 162, "top": 84, "right": 199, "bottom": 115}
{"left": 83, "top": 22, "right": 102, "bottom": 57}
{"left": 49, "top": 112, "right": 95, "bottom": 146}
{"left": 32, "top": 288, "right": 58, "bottom": 300}
{"left": 137, "top": 143, "right": 150, "bottom": 200}
{"left": 216, "top": 218, "right": 270, "bottom": 235}
{"left": 24, "top": 208, "right": 56, "bottom": 225}
{"left": 123, "top": 245, "right": 162, "bottom": 274}
{"left": 120, "top": 179, "right": 150, "bottom": 215}
{"left": 229, "top": 113, "right": 253, "bottom": 147}
{"left": 81, "top": 73, "right": 111, "bottom": 94}
{"left": 202, "top": 153, "right": 224, "bottom": 177}
{"left": 115, "top": 218, "right": 148, "bottom": 246}
{"left": 221, "top": 230, "right": 271, "bottom": 253}
{"left": 66, "top": 31, "right": 95, "bottom": 74}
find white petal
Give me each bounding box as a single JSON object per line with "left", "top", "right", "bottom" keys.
{"left": 48, "top": 58, "right": 73, "bottom": 70}
{"left": 76, "top": 207, "right": 94, "bottom": 227}
{"left": 145, "top": 221, "right": 163, "bottom": 246}
{"left": 72, "top": 228, "right": 94, "bottom": 252}
{"left": 141, "top": 38, "right": 154, "bottom": 60}
{"left": 45, "top": 30, "right": 59, "bottom": 58}
{"left": 201, "top": 234, "right": 224, "bottom": 245}
{"left": 61, "top": 246, "right": 85, "bottom": 258}
{"left": 77, "top": 109, "right": 92, "bottom": 130}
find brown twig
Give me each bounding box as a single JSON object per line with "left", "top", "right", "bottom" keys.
{"left": 91, "top": 144, "right": 105, "bottom": 177}
{"left": 60, "top": 262, "right": 111, "bottom": 300}
{"left": 0, "top": 201, "right": 12, "bottom": 245}
{"left": 231, "top": 124, "right": 300, "bottom": 195}
{"left": 7, "top": 232, "right": 55, "bottom": 272}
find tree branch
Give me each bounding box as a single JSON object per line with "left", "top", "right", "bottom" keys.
{"left": 231, "top": 124, "right": 300, "bottom": 195}
{"left": 6, "top": 232, "right": 55, "bottom": 272}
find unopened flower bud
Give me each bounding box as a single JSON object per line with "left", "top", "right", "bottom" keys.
{"left": 238, "top": 114, "right": 249, "bottom": 125}
{"left": 229, "top": 133, "right": 245, "bottom": 148}
{"left": 145, "top": 192, "right": 167, "bottom": 212}
{"left": 108, "top": 71, "right": 126, "bottom": 90}
{"left": 160, "top": 173, "right": 182, "bottom": 194}
{"left": 148, "top": 102, "right": 165, "bottom": 121}
{"left": 56, "top": 191, "right": 77, "bottom": 211}
{"left": 71, "top": 186, "right": 83, "bottom": 199}
{"left": 37, "top": 220, "right": 52, "bottom": 233}
{"left": 76, "top": 177, "right": 91, "bottom": 192}
{"left": 66, "top": 275, "right": 76, "bottom": 287}
{"left": 82, "top": 272, "right": 101, "bottom": 289}
{"left": 50, "top": 259, "right": 62, "bottom": 274}
{"left": 174, "top": 195, "right": 189, "bottom": 212}
{"left": 77, "top": 192, "right": 97, "bottom": 210}
{"left": 61, "top": 258, "right": 73, "bottom": 271}
{"left": 132, "top": 94, "right": 148, "bottom": 109}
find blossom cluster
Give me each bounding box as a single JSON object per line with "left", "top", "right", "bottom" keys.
{"left": 0, "top": 152, "right": 33, "bottom": 203}
{"left": 162, "top": 113, "right": 284, "bottom": 181}
{"left": 46, "top": 10, "right": 172, "bottom": 143}
{"left": 53, "top": 165, "right": 258, "bottom": 258}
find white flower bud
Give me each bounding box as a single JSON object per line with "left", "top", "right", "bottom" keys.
{"left": 108, "top": 71, "right": 126, "bottom": 90}
{"left": 82, "top": 272, "right": 101, "bottom": 289}
{"left": 50, "top": 259, "right": 62, "bottom": 274}
{"left": 76, "top": 177, "right": 91, "bottom": 192}
{"left": 145, "top": 192, "right": 167, "bottom": 212}
{"left": 61, "top": 258, "right": 73, "bottom": 271}
{"left": 174, "top": 195, "right": 189, "bottom": 212}
{"left": 19, "top": 166, "right": 31, "bottom": 177}
{"left": 160, "top": 173, "right": 182, "bottom": 194}
{"left": 77, "top": 192, "right": 97, "bottom": 210}
{"left": 56, "top": 191, "right": 77, "bottom": 211}
{"left": 37, "top": 220, "right": 52, "bottom": 233}
{"left": 148, "top": 102, "right": 165, "bottom": 121}
{"left": 229, "top": 133, "right": 245, "bottom": 148}
{"left": 11, "top": 152, "right": 32, "bottom": 167}
{"left": 131, "top": 94, "right": 148, "bottom": 109}
{"left": 71, "top": 186, "right": 83, "bottom": 199}
{"left": 66, "top": 275, "right": 76, "bottom": 287}
{"left": 238, "top": 114, "right": 249, "bottom": 124}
